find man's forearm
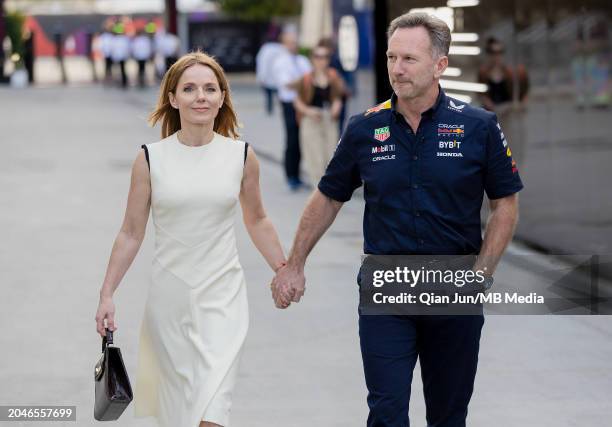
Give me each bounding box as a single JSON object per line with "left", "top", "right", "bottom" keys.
{"left": 474, "top": 196, "right": 519, "bottom": 276}
{"left": 287, "top": 190, "right": 343, "bottom": 269}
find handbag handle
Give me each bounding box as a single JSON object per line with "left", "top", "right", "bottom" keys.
{"left": 101, "top": 328, "right": 114, "bottom": 352}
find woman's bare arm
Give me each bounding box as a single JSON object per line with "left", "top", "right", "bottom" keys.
{"left": 98, "top": 150, "right": 151, "bottom": 299}
{"left": 238, "top": 146, "right": 286, "bottom": 273}
{"left": 96, "top": 149, "right": 150, "bottom": 335}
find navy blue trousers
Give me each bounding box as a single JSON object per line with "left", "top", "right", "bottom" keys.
{"left": 359, "top": 313, "right": 484, "bottom": 427}
{"left": 280, "top": 101, "right": 301, "bottom": 182}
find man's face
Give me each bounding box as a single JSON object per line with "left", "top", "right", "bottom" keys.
{"left": 386, "top": 26, "right": 447, "bottom": 101}
{"left": 282, "top": 33, "right": 298, "bottom": 54}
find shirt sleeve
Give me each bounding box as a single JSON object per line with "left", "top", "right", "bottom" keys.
{"left": 317, "top": 115, "right": 362, "bottom": 202}
{"left": 484, "top": 113, "right": 524, "bottom": 199}
{"left": 299, "top": 55, "right": 313, "bottom": 74}
{"left": 273, "top": 56, "right": 291, "bottom": 87}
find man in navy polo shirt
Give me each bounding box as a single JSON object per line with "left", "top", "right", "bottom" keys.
{"left": 271, "top": 12, "right": 523, "bottom": 427}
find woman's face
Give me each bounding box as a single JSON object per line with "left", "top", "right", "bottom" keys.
{"left": 169, "top": 64, "right": 225, "bottom": 127}
{"left": 311, "top": 47, "right": 330, "bottom": 71}
{"left": 487, "top": 43, "right": 505, "bottom": 66}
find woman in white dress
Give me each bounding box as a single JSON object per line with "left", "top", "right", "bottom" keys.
{"left": 94, "top": 51, "right": 287, "bottom": 427}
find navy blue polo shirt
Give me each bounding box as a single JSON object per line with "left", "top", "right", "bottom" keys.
{"left": 317, "top": 86, "right": 524, "bottom": 255}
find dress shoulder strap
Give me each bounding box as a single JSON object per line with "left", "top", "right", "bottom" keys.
{"left": 244, "top": 142, "right": 249, "bottom": 165}
{"left": 141, "top": 144, "right": 150, "bottom": 170}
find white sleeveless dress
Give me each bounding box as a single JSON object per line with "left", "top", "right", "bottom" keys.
{"left": 134, "top": 131, "right": 249, "bottom": 427}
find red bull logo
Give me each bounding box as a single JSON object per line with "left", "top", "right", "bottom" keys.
{"left": 365, "top": 99, "right": 392, "bottom": 116}
{"left": 437, "top": 123, "right": 465, "bottom": 137}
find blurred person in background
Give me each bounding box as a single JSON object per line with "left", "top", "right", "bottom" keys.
{"left": 159, "top": 30, "right": 181, "bottom": 74}
{"left": 110, "top": 22, "right": 130, "bottom": 88}
{"left": 585, "top": 20, "right": 610, "bottom": 108}
{"left": 319, "top": 36, "right": 355, "bottom": 133}
{"left": 53, "top": 30, "right": 67, "bottom": 84}
{"left": 293, "top": 43, "right": 345, "bottom": 187}
{"left": 86, "top": 27, "right": 97, "bottom": 82}
{"left": 23, "top": 27, "right": 34, "bottom": 84}
{"left": 273, "top": 30, "right": 312, "bottom": 191}
{"left": 571, "top": 20, "right": 610, "bottom": 109}
{"left": 0, "top": 10, "right": 5, "bottom": 82}
{"left": 478, "top": 37, "right": 529, "bottom": 111}
{"left": 478, "top": 37, "right": 529, "bottom": 166}
{"left": 98, "top": 18, "right": 115, "bottom": 83}
{"left": 255, "top": 32, "right": 283, "bottom": 115}
{"left": 153, "top": 27, "right": 166, "bottom": 79}
{"left": 131, "top": 28, "right": 153, "bottom": 88}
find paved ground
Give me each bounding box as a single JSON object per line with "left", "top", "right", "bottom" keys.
{"left": 0, "top": 77, "right": 611, "bottom": 427}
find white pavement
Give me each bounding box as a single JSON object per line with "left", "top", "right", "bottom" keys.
{"left": 0, "top": 81, "right": 611, "bottom": 427}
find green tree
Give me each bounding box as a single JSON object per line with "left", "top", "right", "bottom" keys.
{"left": 5, "top": 10, "right": 25, "bottom": 66}
{"left": 214, "top": 0, "right": 301, "bottom": 20}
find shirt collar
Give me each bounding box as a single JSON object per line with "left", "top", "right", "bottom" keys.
{"left": 390, "top": 84, "right": 446, "bottom": 121}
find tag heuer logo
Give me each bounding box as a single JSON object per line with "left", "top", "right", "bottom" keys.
{"left": 374, "top": 126, "right": 390, "bottom": 142}
{"left": 449, "top": 100, "right": 465, "bottom": 111}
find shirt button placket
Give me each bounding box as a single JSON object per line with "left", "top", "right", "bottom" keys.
{"left": 412, "top": 132, "right": 423, "bottom": 247}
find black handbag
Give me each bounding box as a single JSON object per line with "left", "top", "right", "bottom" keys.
{"left": 94, "top": 328, "right": 133, "bottom": 421}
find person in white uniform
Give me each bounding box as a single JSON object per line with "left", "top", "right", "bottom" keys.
{"left": 94, "top": 51, "right": 287, "bottom": 427}
{"left": 255, "top": 38, "right": 283, "bottom": 114}
{"left": 272, "top": 31, "right": 312, "bottom": 190}
{"left": 131, "top": 29, "right": 153, "bottom": 88}
{"left": 160, "top": 31, "right": 181, "bottom": 73}
{"left": 97, "top": 21, "right": 114, "bottom": 82}
{"left": 110, "top": 26, "right": 131, "bottom": 88}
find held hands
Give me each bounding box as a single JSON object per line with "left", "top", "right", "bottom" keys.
{"left": 270, "top": 264, "right": 306, "bottom": 309}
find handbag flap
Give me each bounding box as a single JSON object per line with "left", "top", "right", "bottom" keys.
{"left": 94, "top": 351, "right": 105, "bottom": 381}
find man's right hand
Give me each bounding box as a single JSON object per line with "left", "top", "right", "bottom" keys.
{"left": 268, "top": 190, "right": 343, "bottom": 309}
